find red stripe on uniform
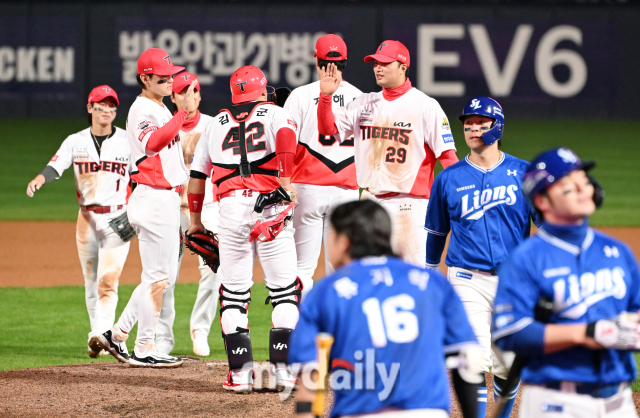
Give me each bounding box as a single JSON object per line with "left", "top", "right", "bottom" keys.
{"left": 408, "top": 143, "right": 437, "bottom": 199}
{"left": 131, "top": 155, "right": 172, "bottom": 188}
{"left": 291, "top": 143, "right": 358, "bottom": 189}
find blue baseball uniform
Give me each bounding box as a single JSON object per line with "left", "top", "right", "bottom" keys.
{"left": 424, "top": 152, "right": 539, "bottom": 418}
{"left": 492, "top": 222, "right": 640, "bottom": 417}
{"left": 289, "top": 256, "right": 478, "bottom": 417}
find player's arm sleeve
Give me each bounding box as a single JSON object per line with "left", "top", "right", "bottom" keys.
{"left": 425, "top": 175, "right": 450, "bottom": 268}
{"left": 146, "top": 108, "right": 188, "bottom": 153}
{"left": 190, "top": 126, "right": 213, "bottom": 178}
{"left": 46, "top": 136, "right": 74, "bottom": 179}
{"left": 491, "top": 256, "right": 546, "bottom": 355}
{"left": 40, "top": 166, "right": 60, "bottom": 184}
{"left": 271, "top": 108, "right": 298, "bottom": 177}
{"left": 289, "top": 286, "right": 324, "bottom": 365}
{"left": 424, "top": 100, "right": 456, "bottom": 158}
{"left": 438, "top": 149, "right": 459, "bottom": 169}
{"left": 317, "top": 94, "right": 356, "bottom": 139}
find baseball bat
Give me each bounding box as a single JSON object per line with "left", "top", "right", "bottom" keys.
{"left": 489, "top": 297, "right": 554, "bottom": 418}
{"left": 312, "top": 332, "right": 335, "bottom": 418}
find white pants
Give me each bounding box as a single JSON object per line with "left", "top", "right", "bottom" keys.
{"left": 370, "top": 194, "right": 429, "bottom": 267}
{"left": 218, "top": 191, "right": 299, "bottom": 334}
{"left": 117, "top": 184, "right": 181, "bottom": 352}
{"left": 190, "top": 202, "right": 222, "bottom": 340}
{"left": 155, "top": 209, "right": 191, "bottom": 352}
{"left": 448, "top": 266, "right": 513, "bottom": 377}
{"left": 292, "top": 183, "right": 359, "bottom": 294}
{"left": 519, "top": 385, "right": 638, "bottom": 418}
{"left": 76, "top": 208, "right": 130, "bottom": 340}
{"left": 343, "top": 408, "right": 448, "bottom": 418}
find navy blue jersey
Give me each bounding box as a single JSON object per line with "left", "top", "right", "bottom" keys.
{"left": 425, "top": 153, "right": 538, "bottom": 271}
{"left": 492, "top": 226, "right": 640, "bottom": 385}
{"left": 289, "top": 256, "right": 478, "bottom": 417}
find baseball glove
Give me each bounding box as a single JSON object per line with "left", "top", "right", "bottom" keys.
{"left": 109, "top": 212, "right": 136, "bottom": 242}
{"left": 184, "top": 230, "right": 220, "bottom": 273}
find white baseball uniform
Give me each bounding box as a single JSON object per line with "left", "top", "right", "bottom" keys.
{"left": 284, "top": 80, "right": 362, "bottom": 294}
{"left": 114, "top": 95, "right": 189, "bottom": 353}
{"left": 154, "top": 111, "right": 221, "bottom": 353}
{"left": 47, "top": 127, "right": 132, "bottom": 341}
{"left": 191, "top": 101, "right": 300, "bottom": 335}
{"left": 328, "top": 87, "right": 456, "bottom": 265}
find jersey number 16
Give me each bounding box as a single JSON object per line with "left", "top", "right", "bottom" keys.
{"left": 362, "top": 294, "right": 419, "bottom": 347}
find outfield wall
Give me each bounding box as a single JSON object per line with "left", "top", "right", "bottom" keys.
{"left": 0, "top": 4, "right": 638, "bottom": 119}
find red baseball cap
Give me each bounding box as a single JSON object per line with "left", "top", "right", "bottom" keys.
{"left": 230, "top": 65, "right": 267, "bottom": 104}
{"left": 172, "top": 72, "right": 199, "bottom": 93}
{"left": 88, "top": 85, "right": 119, "bottom": 106}
{"left": 315, "top": 34, "right": 347, "bottom": 60}
{"left": 137, "top": 48, "right": 185, "bottom": 76}
{"left": 364, "top": 40, "right": 410, "bottom": 67}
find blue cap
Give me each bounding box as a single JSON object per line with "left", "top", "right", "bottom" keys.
{"left": 523, "top": 147, "right": 595, "bottom": 202}
{"left": 458, "top": 97, "right": 504, "bottom": 145}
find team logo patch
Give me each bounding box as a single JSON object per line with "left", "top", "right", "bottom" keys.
{"left": 541, "top": 404, "right": 564, "bottom": 413}
{"left": 137, "top": 120, "right": 151, "bottom": 129}
{"left": 455, "top": 271, "right": 473, "bottom": 280}
{"left": 138, "top": 126, "right": 158, "bottom": 142}
{"left": 50, "top": 155, "right": 59, "bottom": 162}
{"left": 359, "top": 118, "right": 373, "bottom": 125}
{"left": 334, "top": 277, "right": 358, "bottom": 299}
{"left": 441, "top": 117, "right": 450, "bottom": 131}
{"left": 287, "top": 119, "right": 297, "bottom": 129}
{"left": 442, "top": 133, "right": 454, "bottom": 143}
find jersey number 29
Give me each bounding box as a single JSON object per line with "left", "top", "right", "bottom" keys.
{"left": 362, "top": 294, "right": 418, "bottom": 347}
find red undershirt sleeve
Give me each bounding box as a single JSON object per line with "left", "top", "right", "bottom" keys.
{"left": 146, "top": 108, "right": 189, "bottom": 153}
{"left": 317, "top": 93, "right": 339, "bottom": 136}
{"left": 276, "top": 127, "right": 296, "bottom": 177}
{"left": 438, "top": 149, "right": 459, "bottom": 169}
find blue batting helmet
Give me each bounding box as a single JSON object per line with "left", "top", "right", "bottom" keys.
{"left": 523, "top": 147, "right": 596, "bottom": 203}
{"left": 458, "top": 97, "right": 504, "bottom": 145}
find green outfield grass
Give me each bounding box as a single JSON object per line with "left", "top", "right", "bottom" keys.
{"left": 0, "top": 283, "right": 273, "bottom": 371}
{"left": 1, "top": 119, "right": 639, "bottom": 226}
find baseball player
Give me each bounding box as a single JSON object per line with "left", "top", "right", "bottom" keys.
{"left": 91, "top": 47, "right": 197, "bottom": 368}
{"left": 492, "top": 147, "right": 640, "bottom": 418}
{"left": 425, "top": 97, "right": 540, "bottom": 418}
{"left": 187, "top": 65, "right": 301, "bottom": 392}
{"left": 26, "top": 86, "right": 131, "bottom": 359}
{"left": 283, "top": 34, "right": 362, "bottom": 295}
{"left": 152, "top": 72, "right": 221, "bottom": 357}
{"left": 289, "top": 200, "right": 483, "bottom": 418}
{"left": 317, "top": 40, "right": 459, "bottom": 266}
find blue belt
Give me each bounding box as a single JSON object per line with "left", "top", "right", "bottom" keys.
{"left": 543, "top": 381, "right": 626, "bottom": 399}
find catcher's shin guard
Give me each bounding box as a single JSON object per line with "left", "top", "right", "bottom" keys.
{"left": 266, "top": 278, "right": 303, "bottom": 329}
{"left": 219, "top": 284, "right": 251, "bottom": 335}
{"left": 269, "top": 328, "right": 292, "bottom": 366}
{"left": 224, "top": 328, "right": 253, "bottom": 371}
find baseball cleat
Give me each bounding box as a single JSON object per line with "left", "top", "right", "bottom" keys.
{"left": 223, "top": 369, "right": 253, "bottom": 394}
{"left": 155, "top": 340, "right": 174, "bottom": 356}
{"left": 89, "top": 330, "right": 130, "bottom": 363}
{"left": 271, "top": 365, "right": 299, "bottom": 391}
{"left": 129, "top": 349, "right": 184, "bottom": 368}
{"left": 192, "top": 335, "right": 210, "bottom": 357}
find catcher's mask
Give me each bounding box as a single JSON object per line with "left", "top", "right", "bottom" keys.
{"left": 250, "top": 188, "right": 295, "bottom": 242}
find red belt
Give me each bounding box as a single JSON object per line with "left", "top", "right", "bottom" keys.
{"left": 217, "top": 189, "right": 260, "bottom": 200}
{"left": 82, "top": 205, "right": 124, "bottom": 214}
{"left": 173, "top": 185, "right": 185, "bottom": 194}
{"left": 374, "top": 192, "right": 401, "bottom": 199}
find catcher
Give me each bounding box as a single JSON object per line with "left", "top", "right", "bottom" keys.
{"left": 187, "top": 65, "right": 301, "bottom": 393}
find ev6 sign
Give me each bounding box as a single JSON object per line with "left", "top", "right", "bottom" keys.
{"left": 418, "top": 24, "right": 587, "bottom": 98}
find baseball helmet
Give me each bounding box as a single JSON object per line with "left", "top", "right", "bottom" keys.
{"left": 458, "top": 97, "right": 504, "bottom": 146}
{"left": 230, "top": 65, "right": 267, "bottom": 104}
{"left": 523, "top": 147, "right": 603, "bottom": 207}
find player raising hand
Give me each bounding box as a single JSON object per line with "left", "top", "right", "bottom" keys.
{"left": 317, "top": 40, "right": 459, "bottom": 266}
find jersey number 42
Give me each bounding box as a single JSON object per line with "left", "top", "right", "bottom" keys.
{"left": 362, "top": 294, "right": 419, "bottom": 347}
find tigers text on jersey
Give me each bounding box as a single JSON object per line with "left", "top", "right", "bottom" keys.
{"left": 191, "top": 102, "right": 297, "bottom": 196}
{"left": 285, "top": 80, "right": 362, "bottom": 189}
{"left": 178, "top": 112, "right": 216, "bottom": 205}
{"left": 492, "top": 225, "right": 640, "bottom": 385}
{"left": 332, "top": 88, "right": 456, "bottom": 197}
{"left": 48, "top": 127, "right": 131, "bottom": 206}
{"left": 289, "top": 256, "right": 477, "bottom": 417}
{"left": 127, "top": 96, "right": 189, "bottom": 188}
{"left": 425, "top": 153, "right": 537, "bottom": 271}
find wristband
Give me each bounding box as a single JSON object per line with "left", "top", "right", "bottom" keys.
{"left": 295, "top": 401, "right": 312, "bottom": 413}
{"left": 187, "top": 193, "right": 204, "bottom": 213}
{"left": 586, "top": 321, "right": 597, "bottom": 338}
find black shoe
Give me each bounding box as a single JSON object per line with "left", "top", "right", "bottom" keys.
{"left": 89, "top": 330, "right": 130, "bottom": 363}
{"left": 129, "top": 349, "right": 184, "bottom": 368}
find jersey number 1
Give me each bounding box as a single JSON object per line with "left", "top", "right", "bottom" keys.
{"left": 362, "top": 294, "right": 419, "bottom": 347}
